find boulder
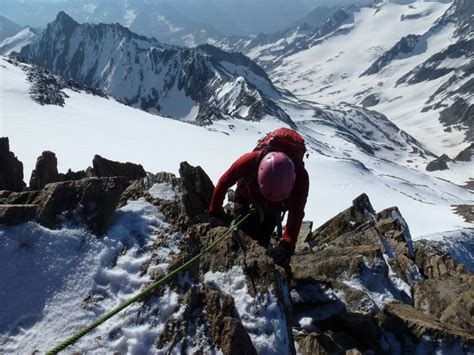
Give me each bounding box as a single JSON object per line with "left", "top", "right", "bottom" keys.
{"left": 1, "top": 190, "right": 39, "bottom": 205}
{"left": 412, "top": 239, "right": 473, "bottom": 333}
{"left": 309, "top": 194, "right": 375, "bottom": 246}
{"left": 0, "top": 204, "right": 37, "bottom": 225}
{"left": 379, "top": 302, "right": 474, "bottom": 345}
{"left": 0, "top": 137, "right": 25, "bottom": 192}
{"left": 33, "top": 177, "right": 129, "bottom": 235}
{"left": 179, "top": 161, "right": 215, "bottom": 220}
{"left": 414, "top": 240, "right": 469, "bottom": 279}
{"left": 29, "top": 151, "right": 60, "bottom": 190}
{"left": 291, "top": 244, "right": 384, "bottom": 282}
{"left": 295, "top": 221, "right": 313, "bottom": 253}
{"left": 414, "top": 278, "right": 474, "bottom": 334}
{"left": 92, "top": 154, "right": 146, "bottom": 180}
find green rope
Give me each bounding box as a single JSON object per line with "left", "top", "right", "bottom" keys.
{"left": 47, "top": 210, "right": 254, "bottom": 354}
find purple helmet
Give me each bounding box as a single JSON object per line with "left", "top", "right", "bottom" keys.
{"left": 258, "top": 152, "right": 296, "bottom": 202}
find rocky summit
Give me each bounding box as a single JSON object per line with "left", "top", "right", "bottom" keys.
{"left": 0, "top": 142, "right": 473, "bottom": 353}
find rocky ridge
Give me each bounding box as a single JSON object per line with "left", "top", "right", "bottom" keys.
{"left": 18, "top": 12, "right": 291, "bottom": 126}
{"left": 214, "top": 6, "right": 358, "bottom": 71}
{"left": 0, "top": 140, "right": 473, "bottom": 353}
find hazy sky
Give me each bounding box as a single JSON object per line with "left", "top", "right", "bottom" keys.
{"left": 1, "top": 0, "right": 371, "bottom": 35}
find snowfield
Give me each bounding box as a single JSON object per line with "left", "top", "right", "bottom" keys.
{"left": 270, "top": 1, "right": 468, "bottom": 160}
{"left": 0, "top": 57, "right": 472, "bottom": 238}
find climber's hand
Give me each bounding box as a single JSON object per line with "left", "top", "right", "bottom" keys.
{"left": 208, "top": 210, "right": 233, "bottom": 227}
{"left": 267, "top": 240, "right": 295, "bottom": 267}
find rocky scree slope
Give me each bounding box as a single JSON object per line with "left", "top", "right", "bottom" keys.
{"left": 18, "top": 12, "right": 291, "bottom": 126}
{"left": 0, "top": 140, "right": 473, "bottom": 353}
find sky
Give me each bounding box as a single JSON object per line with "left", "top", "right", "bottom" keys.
{"left": 1, "top": 0, "right": 372, "bottom": 35}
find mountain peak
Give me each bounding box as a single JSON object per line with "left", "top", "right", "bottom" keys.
{"left": 52, "top": 11, "right": 79, "bottom": 32}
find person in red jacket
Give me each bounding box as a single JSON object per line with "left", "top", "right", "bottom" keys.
{"left": 208, "top": 130, "right": 310, "bottom": 266}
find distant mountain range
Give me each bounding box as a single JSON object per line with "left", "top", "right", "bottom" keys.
{"left": 214, "top": 0, "right": 472, "bottom": 164}
{"left": 18, "top": 12, "right": 290, "bottom": 125}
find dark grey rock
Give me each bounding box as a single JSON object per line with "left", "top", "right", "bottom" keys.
{"left": 178, "top": 161, "right": 215, "bottom": 220}
{"left": 29, "top": 151, "right": 60, "bottom": 190}
{"left": 0, "top": 204, "right": 37, "bottom": 225}
{"left": 426, "top": 154, "right": 451, "bottom": 171}
{"left": 0, "top": 137, "right": 25, "bottom": 192}
{"left": 454, "top": 143, "right": 473, "bottom": 162}
{"left": 360, "top": 93, "right": 380, "bottom": 107}
{"left": 361, "top": 34, "right": 423, "bottom": 76}
{"left": 92, "top": 154, "right": 146, "bottom": 180}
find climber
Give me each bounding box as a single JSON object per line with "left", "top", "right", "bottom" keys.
{"left": 208, "top": 128, "right": 310, "bottom": 267}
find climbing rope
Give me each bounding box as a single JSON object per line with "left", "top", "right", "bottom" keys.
{"left": 47, "top": 209, "right": 254, "bottom": 354}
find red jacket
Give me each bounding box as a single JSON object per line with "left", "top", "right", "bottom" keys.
{"left": 209, "top": 151, "right": 309, "bottom": 245}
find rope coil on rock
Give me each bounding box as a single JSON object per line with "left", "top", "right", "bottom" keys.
{"left": 47, "top": 209, "right": 255, "bottom": 354}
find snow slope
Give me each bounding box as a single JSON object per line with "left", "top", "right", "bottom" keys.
{"left": 269, "top": 1, "right": 474, "bottom": 164}
{"left": 1, "top": 57, "right": 472, "bottom": 238}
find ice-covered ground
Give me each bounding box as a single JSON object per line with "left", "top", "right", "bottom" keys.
{"left": 0, "top": 58, "right": 472, "bottom": 239}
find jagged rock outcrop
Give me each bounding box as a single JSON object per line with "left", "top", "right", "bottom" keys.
{"left": 0, "top": 137, "right": 25, "bottom": 192}
{"left": 290, "top": 193, "right": 472, "bottom": 353}
{"left": 454, "top": 143, "right": 473, "bottom": 162}
{"left": 179, "top": 161, "right": 215, "bottom": 221}
{"left": 0, "top": 190, "right": 39, "bottom": 205}
{"left": 0, "top": 204, "right": 37, "bottom": 225}
{"left": 1, "top": 155, "right": 472, "bottom": 353}
{"left": 33, "top": 177, "right": 129, "bottom": 235}
{"left": 379, "top": 302, "right": 474, "bottom": 346}
{"left": 59, "top": 168, "right": 90, "bottom": 182}
{"left": 92, "top": 154, "right": 146, "bottom": 180}
{"left": 426, "top": 154, "right": 451, "bottom": 171}
{"left": 29, "top": 151, "right": 60, "bottom": 190}
{"left": 361, "top": 34, "right": 422, "bottom": 76}
{"left": 413, "top": 240, "right": 474, "bottom": 334}
{"left": 156, "top": 286, "right": 257, "bottom": 354}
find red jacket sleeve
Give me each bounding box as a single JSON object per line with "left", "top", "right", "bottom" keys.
{"left": 209, "top": 151, "right": 259, "bottom": 214}
{"left": 282, "top": 166, "right": 309, "bottom": 246}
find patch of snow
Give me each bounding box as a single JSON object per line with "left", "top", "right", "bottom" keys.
{"left": 298, "top": 317, "right": 318, "bottom": 332}
{"left": 0, "top": 198, "right": 182, "bottom": 353}
{"left": 204, "top": 266, "right": 292, "bottom": 354}
{"left": 149, "top": 182, "right": 182, "bottom": 201}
